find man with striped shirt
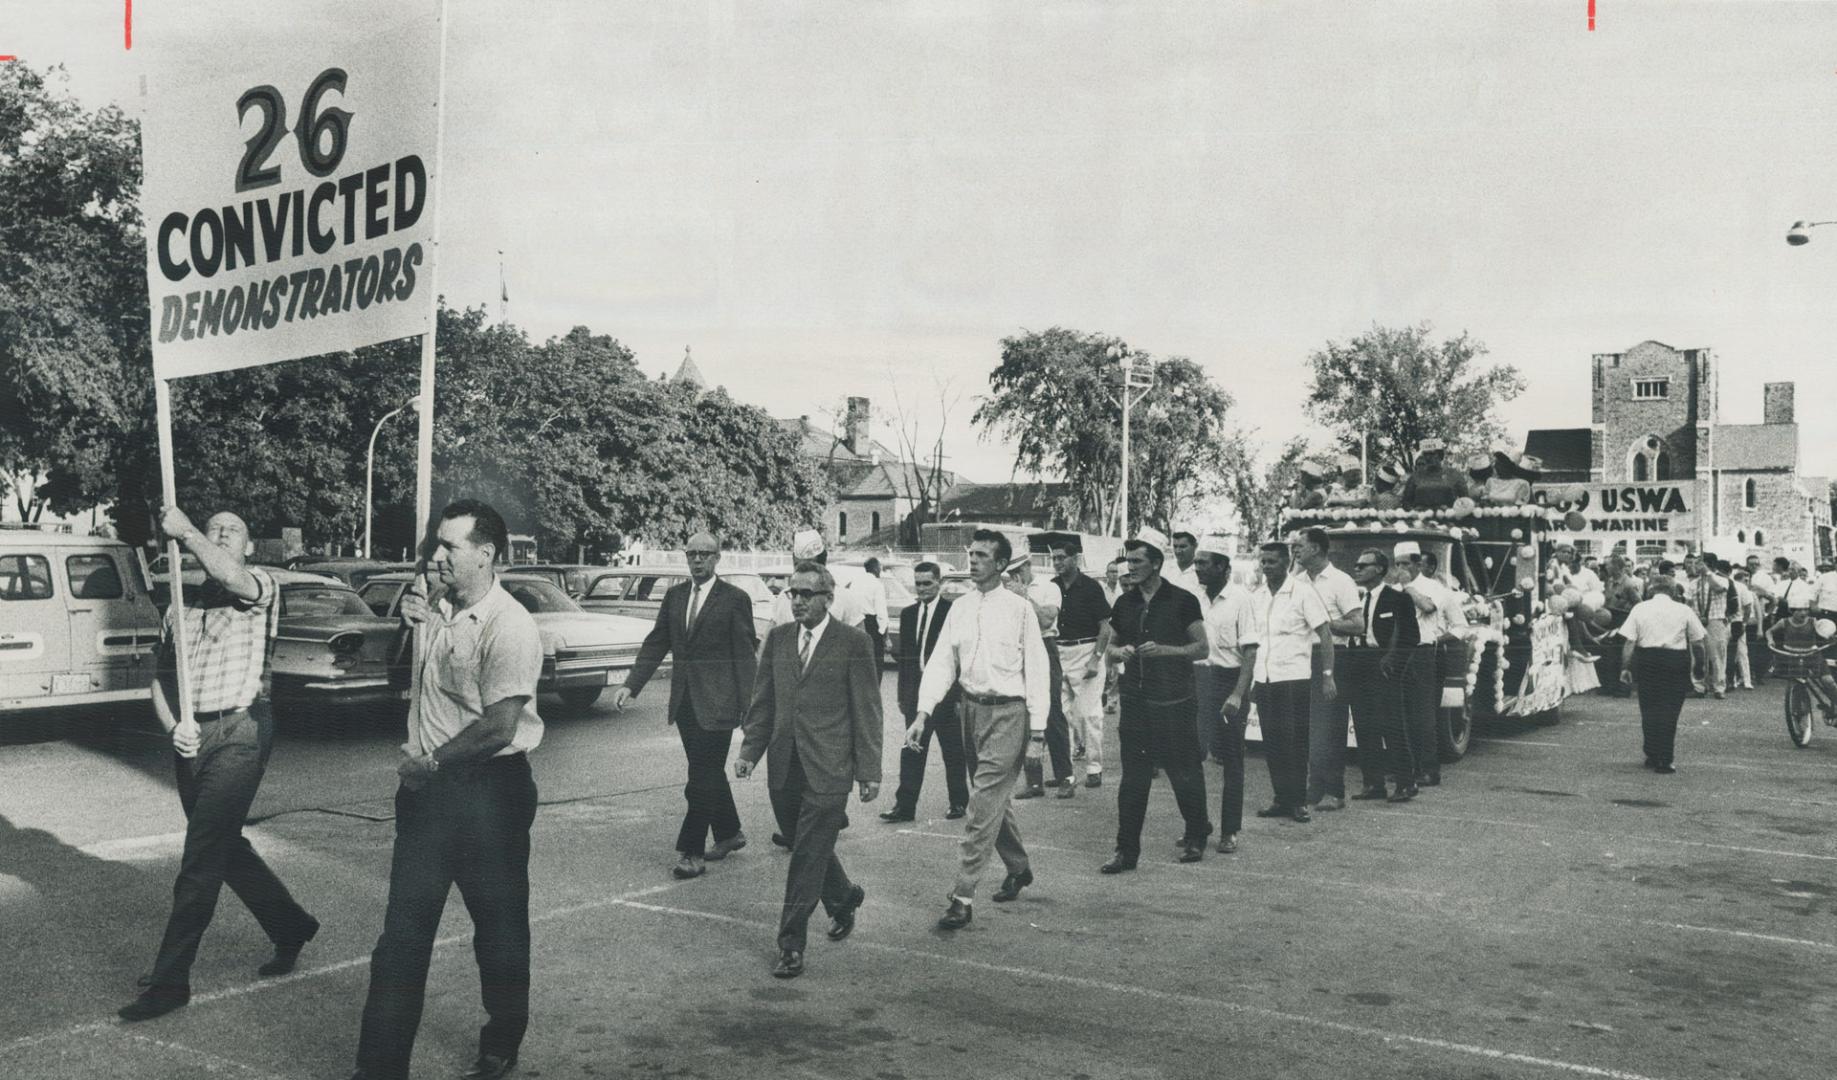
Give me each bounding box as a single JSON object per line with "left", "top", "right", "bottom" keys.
{"left": 120, "top": 507, "right": 319, "bottom": 1022}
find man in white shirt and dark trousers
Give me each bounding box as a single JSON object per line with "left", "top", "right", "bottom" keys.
{"left": 1295, "top": 528, "right": 1365, "bottom": 811}
{"left": 1250, "top": 541, "right": 1335, "bottom": 823}
{"left": 1347, "top": 549, "right": 1423, "bottom": 802}
{"left": 881, "top": 562, "right": 968, "bottom": 822}
{"left": 1192, "top": 539, "right": 1258, "bottom": 853}
{"left": 1618, "top": 578, "right": 1709, "bottom": 773}
{"left": 352, "top": 501, "right": 544, "bottom": 1080}
{"left": 911, "top": 530, "right": 1052, "bottom": 930}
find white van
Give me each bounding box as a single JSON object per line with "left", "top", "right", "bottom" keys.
{"left": 0, "top": 529, "right": 162, "bottom": 714}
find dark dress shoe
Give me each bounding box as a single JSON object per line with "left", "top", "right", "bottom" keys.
{"left": 1416, "top": 773, "right": 1441, "bottom": 787}
{"left": 118, "top": 986, "right": 190, "bottom": 1021}
{"left": 1084, "top": 774, "right": 1102, "bottom": 788}
{"left": 1255, "top": 804, "right": 1289, "bottom": 818}
{"left": 827, "top": 885, "right": 866, "bottom": 940}
{"left": 937, "top": 898, "right": 973, "bottom": 930}
{"left": 771, "top": 950, "right": 805, "bottom": 978}
{"left": 877, "top": 808, "right": 916, "bottom": 823}
{"left": 945, "top": 805, "right": 966, "bottom": 820}
{"left": 1099, "top": 853, "right": 1138, "bottom": 874}
{"left": 1216, "top": 834, "right": 1238, "bottom": 854}
{"left": 1350, "top": 786, "right": 1389, "bottom": 801}
{"left": 1014, "top": 785, "right": 1046, "bottom": 800}
{"left": 705, "top": 832, "right": 748, "bottom": 860}
{"left": 1056, "top": 780, "right": 1076, "bottom": 799}
{"left": 1654, "top": 763, "right": 1677, "bottom": 774}
{"left": 259, "top": 916, "right": 319, "bottom": 977}
{"left": 1290, "top": 806, "right": 1311, "bottom": 823}
{"left": 462, "top": 1053, "right": 517, "bottom": 1080}
{"left": 992, "top": 868, "right": 1034, "bottom": 902}
{"left": 1177, "top": 843, "right": 1204, "bottom": 864}
{"left": 1388, "top": 784, "right": 1418, "bottom": 803}
{"left": 771, "top": 832, "right": 792, "bottom": 850}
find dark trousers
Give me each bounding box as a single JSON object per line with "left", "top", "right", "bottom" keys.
{"left": 1197, "top": 666, "right": 1247, "bottom": 835}
{"left": 1748, "top": 621, "right": 1768, "bottom": 683}
{"left": 1043, "top": 642, "right": 1073, "bottom": 782}
{"left": 770, "top": 754, "right": 855, "bottom": 953}
{"left": 1306, "top": 648, "right": 1351, "bottom": 803}
{"left": 1634, "top": 647, "right": 1691, "bottom": 767}
{"left": 148, "top": 705, "right": 316, "bottom": 990}
{"left": 1255, "top": 679, "right": 1310, "bottom": 811}
{"left": 893, "top": 703, "right": 969, "bottom": 813}
{"left": 864, "top": 616, "right": 885, "bottom": 673}
{"left": 356, "top": 755, "right": 538, "bottom": 1080}
{"left": 1595, "top": 632, "right": 1628, "bottom": 695}
{"left": 1403, "top": 646, "right": 1440, "bottom": 781}
{"left": 1350, "top": 657, "right": 1414, "bottom": 790}
{"left": 1115, "top": 693, "right": 1211, "bottom": 856}
{"left": 675, "top": 712, "right": 741, "bottom": 855}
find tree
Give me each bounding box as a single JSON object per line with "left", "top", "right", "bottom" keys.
{"left": 1303, "top": 323, "right": 1524, "bottom": 474}
{"left": 1221, "top": 435, "right": 1310, "bottom": 544}
{"left": 0, "top": 63, "right": 149, "bottom": 527}
{"left": 885, "top": 375, "right": 960, "bottom": 546}
{"left": 973, "top": 328, "right": 1237, "bottom": 533}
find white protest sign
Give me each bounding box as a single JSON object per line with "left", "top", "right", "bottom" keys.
{"left": 139, "top": 0, "right": 442, "bottom": 380}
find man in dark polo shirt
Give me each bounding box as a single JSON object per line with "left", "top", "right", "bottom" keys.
{"left": 1049, "top": 539, "right": 1112, "bottom": 788}
{"left": 1101, "top": 527, "right": 1212, "bottom": 873}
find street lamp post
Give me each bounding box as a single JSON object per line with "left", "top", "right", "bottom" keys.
{"left": 1107, "top": 342, "right": 1156, "bottom": 537}
{"left": 1786, "top": 219, "right": 1837, "bottom": 245}
{"left": 365, "top": 397, "right": 418, "bottom": 558}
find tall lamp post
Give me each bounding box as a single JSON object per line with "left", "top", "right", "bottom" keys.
{"left": 1107, "top": 341, "right": 1156, "bottom": 537}
{"left": 1787, "top": 220, "right": 1837, "bottom": 245}
{"left": 365, "top": 396, "right": 418, "bottom": 558}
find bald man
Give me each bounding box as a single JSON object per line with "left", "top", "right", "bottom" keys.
{"left": 615, "top": 532, "right": 760, "bottom": 879}
{"left": 120, "top": 507, "right": 320, "bottom": 1022}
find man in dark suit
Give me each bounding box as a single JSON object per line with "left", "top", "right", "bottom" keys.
{"left": 613, "top": 532, "right": 759, "bottom": 880}
{"left": 735, "top": 563, "right": 882, "bottom": 979}
{"left": 880, "top": 561, "right": 967, "bottom": 822}
{"left": 1347, "top": 548, "right": 1422, "bottom": 803}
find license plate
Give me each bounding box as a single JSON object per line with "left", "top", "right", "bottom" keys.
{"left": 52, "top": 674, "right": 91, "bottom": 695}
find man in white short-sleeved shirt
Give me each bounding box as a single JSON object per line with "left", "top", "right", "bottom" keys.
{"left": 1618, "top": 579, "right": 1707, "bottom": 773}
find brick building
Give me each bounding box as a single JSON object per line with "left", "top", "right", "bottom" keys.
{"left": 1523, "top": 340, "right": 1832, "bottom": 563}
{"left": 777, "top": 397, "right": 964, "bottom": 549}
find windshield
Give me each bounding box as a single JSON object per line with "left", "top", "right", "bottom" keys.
{"left": 281, "top": 585, "right": 372, "bottom": 618}
{"left": 503, "top": 577, "right": 582, "bottom": 614}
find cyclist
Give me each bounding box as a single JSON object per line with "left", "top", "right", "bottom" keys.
{"left": 1766, "top": 594, "right": 1837, "bottom": 719}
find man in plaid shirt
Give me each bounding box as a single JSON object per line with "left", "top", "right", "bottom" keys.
{"left": 119, "top": 506, "right": 319, "bottom": 1022}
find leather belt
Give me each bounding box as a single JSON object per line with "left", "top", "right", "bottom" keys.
{"left": 192, "top": 706, "right": 246, "bottom": 722}
{"left": 960, "top": 691, "right": 1024, "bottom": 706}
{"left": 1057, "top": 636, "right": 1098, "bottom": 646}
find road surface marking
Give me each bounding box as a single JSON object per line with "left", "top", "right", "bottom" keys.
{"left": 1364, "top": 806, "right": 1837, "bottom": 861}
{"left": 610, "top": 896, "right": 1677, "bottom": 1080}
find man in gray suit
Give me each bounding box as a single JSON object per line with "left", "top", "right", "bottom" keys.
{"left": 736, "top": 563, "right": 882, "bottom": 979}
{"left": 613, "top": 532, "right": 759, "bottom": 879}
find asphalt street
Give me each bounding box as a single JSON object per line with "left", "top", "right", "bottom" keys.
{"left": 2, "top": 675, "right": 1835, "bottom": 1080}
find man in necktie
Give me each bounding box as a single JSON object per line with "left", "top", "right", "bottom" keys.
{"left": 1347, "top": 549, "right": 1422, "bottom": 803}
{"left": 614, "top": 532, "right": 759, "bottom": 879}
{"left": 736, "top": 564, "right": 882, "bottom": 978}
{"left": 881, "top": 562, "right": 968, "bottom": 822}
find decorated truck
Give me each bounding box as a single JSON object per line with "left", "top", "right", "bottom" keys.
{"left": 1252, "top": 500, "right": 1582, "bottom": 761}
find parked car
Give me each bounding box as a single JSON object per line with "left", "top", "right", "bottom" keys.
{"left": 576, "top": 567, "right": 775, "bottom": 638}
{"left": 266, "top": 569, "right": 404, "bottom": 729}
{"left": 1, "top": 530, "right": 161, "bottom": 716}
{"left": 357, "top": 572, "right": 651, "bottom": 711}
{"left": 292, "top": 559, "right": 411, "bottom": 591}
{"left": 507, "top": 564, "right": 604, "bottom": 597}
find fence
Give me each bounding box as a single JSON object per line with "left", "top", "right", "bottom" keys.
{"left": 636, "top": 549, "right": 981, "bottom": 572}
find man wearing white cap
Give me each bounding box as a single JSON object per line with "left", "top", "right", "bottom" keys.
{"left": 1101, "top": 527, "right": 1212, "bottom": 871}
{"left": 1288, "top": 464, "right": 1329, "bottom": 510}
{"left": 911, "top": 529, "right": 1052, "bottom": 930}
{"left": 1192, "top": 537, "right": 1258, "bottom": 852}
{"left": 772, "top": 529, "right": 866, "bottom": 631}
{"left": 1048, "top": 538, "right": 1113, "bottom": 789}
{"left": 1249, "top": 540, "right": 1334, "bottom": 822}
{"left": 1325, "top": 456, "right": 1371, "bottom": 507}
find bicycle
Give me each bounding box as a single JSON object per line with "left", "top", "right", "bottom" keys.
{"left": 1768, "top": 642, "right": 1837, "bottom": 748}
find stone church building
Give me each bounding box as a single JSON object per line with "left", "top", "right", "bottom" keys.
{"left": 1523, "top": 340, "right": 1832, "bottom": 564}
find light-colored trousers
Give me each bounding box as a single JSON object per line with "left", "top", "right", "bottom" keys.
{"left": 1058, "top": 640, "right": 1106, "bottom": 775}
{"left": 952, "top": 697, "right": 1031, "bottom": 901}
{"left": 1730, "top": 624, "right": 1754, "bottom": 688}
{"left": 1694, "top": 619, "right": 1729, "bottom": 694}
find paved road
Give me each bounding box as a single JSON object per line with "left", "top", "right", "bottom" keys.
{"left": 2, "top": 677, "right": 1834, "bottom": 1080}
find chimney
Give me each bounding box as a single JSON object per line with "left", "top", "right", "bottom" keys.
{"left": 1764, "top": 382, "right": 1795, "bottom": 425}
{"left": 844, "top": 396, "right": 871, "bottom": 455}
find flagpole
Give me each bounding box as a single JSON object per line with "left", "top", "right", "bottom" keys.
{"left": 154, "top": 378, "right": 196, "bottom": 756}
{"left": 414, "top": 0, "right": 450, "bottom": 545}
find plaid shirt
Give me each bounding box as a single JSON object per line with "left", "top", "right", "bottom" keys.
{"left": 161, "top": 565, "right": 278, "bottom": 713}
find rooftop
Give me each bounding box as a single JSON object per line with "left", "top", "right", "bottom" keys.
{"left": 1713, "top": 423, "right": 1798, "bottom": 471}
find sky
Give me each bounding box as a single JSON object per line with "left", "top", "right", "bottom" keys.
{"left": 11, "top": 0, "right": 1837, "bottom": 496}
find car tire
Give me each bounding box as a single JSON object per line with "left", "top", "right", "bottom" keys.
{"left": 1437, "top": 702, "right": 1471, "bottom": 763}
{"left": 558, "top": 686, "right": 602, "bottom": 712}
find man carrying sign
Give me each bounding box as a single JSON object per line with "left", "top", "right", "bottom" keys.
{"left": 121, "top": 507, "right": 320, "bottom": 1022}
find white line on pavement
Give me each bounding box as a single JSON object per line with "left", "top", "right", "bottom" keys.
{"left": 118, "top": 1030, "right": 291, "bottom": 1080}
{"left": 608, "top": 896, "right": 1676, "bottom": 1080}
{"left": 1364, "top": 806, "right": 1837, "bottom": 861}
